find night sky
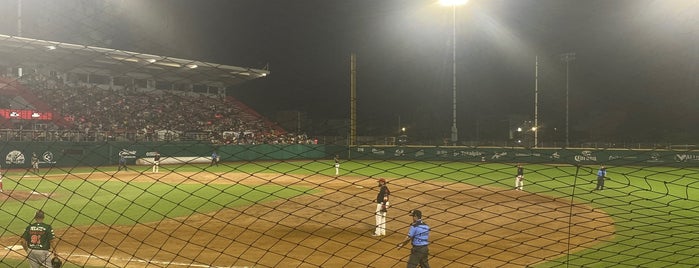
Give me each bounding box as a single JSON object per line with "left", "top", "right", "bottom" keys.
{"left": 0, "top": 0, "right": 697, "bottom": 144}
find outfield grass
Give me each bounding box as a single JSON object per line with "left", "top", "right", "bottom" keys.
{"left": 2, "top": 160, "right": 699, "bottom": 267}
{"left": 322, "top": 160, "right": 699, "bottom": 267}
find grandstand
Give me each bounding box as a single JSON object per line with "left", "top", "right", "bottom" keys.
{"left": 0, "top": 34, "right": 300, "bottom": 143}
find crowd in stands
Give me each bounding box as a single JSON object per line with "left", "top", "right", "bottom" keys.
{"left": 2, "top": 74, "right": 314, "bottom": 144}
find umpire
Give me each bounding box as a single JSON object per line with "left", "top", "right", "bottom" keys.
{"left": 397, "top": 209, "right": 430, "bottom": 268}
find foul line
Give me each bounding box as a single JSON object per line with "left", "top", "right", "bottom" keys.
{"left": 6, "top": 246, "right": 251, "bottom": 268}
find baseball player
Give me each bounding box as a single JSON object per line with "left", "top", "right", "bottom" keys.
{"left": 118, "top": 153, "right": 128, "bottom": 171}
{"left": 31, "top": 153, "right": 40, "bottom": 174}
{"left": 373, "top": 178, "right": 390, "bottom": 236}
{"left": 22, "top": 210, "right": 58, "bottom": 268}
{"left": 152, "top": 152, "right": 160, "bottom": 173}
{"left": 515, "top": 163, "right": 524, "bottom": 191}
{"left": 334, "top": 155, "right": 340, "bottom": 176}
{"left": 210, "top": 151, "right": 219, "bottom": 167}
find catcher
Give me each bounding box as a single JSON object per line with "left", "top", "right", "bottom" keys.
{"left": 21, "top": 210, "right": 59, "bottom": 268}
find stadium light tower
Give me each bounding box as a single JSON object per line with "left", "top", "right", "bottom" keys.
{"left": 561, "top": 52, "right": 576, "bottom": 148}
{"left": 440, "top": 0, "right": 469, "bottom": 146}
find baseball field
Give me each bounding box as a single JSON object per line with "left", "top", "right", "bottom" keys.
{"left": 1, "top": 160, "right": 698, "bottom": 267}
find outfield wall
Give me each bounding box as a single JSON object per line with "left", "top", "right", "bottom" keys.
{"left": 1, "top": 142, "right": 698, "bottom": 169}
{"left": 343, "top": 146, "right": 699, "bottom": 167}
{"left": 0, "top": 142, "right": 327, "bottom": 168}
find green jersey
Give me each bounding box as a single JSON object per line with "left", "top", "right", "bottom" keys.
{"left": 22, "top": 222, "right": 55, "bottom": 250}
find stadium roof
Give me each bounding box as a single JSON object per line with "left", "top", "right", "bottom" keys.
{"left": 0, "top": 34, "right": 269, "bottom": 87}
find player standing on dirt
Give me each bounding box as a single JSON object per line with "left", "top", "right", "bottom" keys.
{"left": 397, "top": 209, "right": 430, "bottom": 268}
{"left": 515, "top": 163, "right": 524, "bottom": 191}
{"left": 22, "top": 210, "right": 57, "bottom": 268}
{"left": 373, "top": 178, "right": 390, "bottom": 236}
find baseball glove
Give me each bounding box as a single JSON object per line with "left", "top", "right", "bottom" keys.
{"left": 51, "top": 256, "right": 62, "bottom": 268}
{"left": 380, "top": 203, "right": 388, "bottom": 213}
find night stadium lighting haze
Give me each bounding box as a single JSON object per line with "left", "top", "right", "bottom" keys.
{"left": 439, "top": 0, "right": 469, "bottom": 6}
{"left": 0, "top": 0, "right": 696, "bottom": 144}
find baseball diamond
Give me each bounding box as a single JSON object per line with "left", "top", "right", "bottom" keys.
{"left": 0, "top": 167, "right": 614, "bottom": 267}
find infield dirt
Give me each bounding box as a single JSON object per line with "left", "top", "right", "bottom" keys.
{"left": 1, "top": 171, "right": 614, "bottom": 267}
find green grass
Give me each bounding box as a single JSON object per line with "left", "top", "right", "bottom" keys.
{"left": 1, "top": 177, "right": 312, "bottom": 232}
{"left": 2, "top": 160, "right": 699, "bottom": 267}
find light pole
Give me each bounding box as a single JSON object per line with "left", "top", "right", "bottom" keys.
{"left": 561, "top": 52, "right": 576, "bottom": 148}
{"left": 534, "top": 56, "right": 539, "bottom": 148}
{"left": 440, "top": 0, "right": 468, "bottom": 146}
{"left": 17, "top": 0, "right": 23, "bottom": 77}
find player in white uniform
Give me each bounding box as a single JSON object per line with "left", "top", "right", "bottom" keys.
{"left": 152, "top": 152, "right": 160, "bottom": 173}
{"left": 515, "top": 163, "right": 524, "bottom": 191}
{"left": 373, "top": 178, "right": 390, "bottom": 236}
{"left": 334, "top": 155, "right": 340, "bottom": 176}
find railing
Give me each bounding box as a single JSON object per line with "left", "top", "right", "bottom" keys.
{"left": 0, "top": 129, "right": 194, "bottom": 142}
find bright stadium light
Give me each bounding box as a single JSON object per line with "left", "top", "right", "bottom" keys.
{"left": 439, "top": 0, "right": 469, "bottom": 6}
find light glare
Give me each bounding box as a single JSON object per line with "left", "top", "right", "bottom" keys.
{"left": 439, "top": 0, "right": 469, "bottom": 6}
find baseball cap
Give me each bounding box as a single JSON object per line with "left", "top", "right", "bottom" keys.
{"left": 409, "top": 209, "right": 422, "bottom": 218}
{"left": 34, "top": 210, "right": 45, "bottom": 219}
{"left": 378, "top": 178, "right": 386, "bottom": 183}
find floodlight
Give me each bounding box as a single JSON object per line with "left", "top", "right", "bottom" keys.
{"left": 439, "top": 0, "right": 469, "bottom": 6}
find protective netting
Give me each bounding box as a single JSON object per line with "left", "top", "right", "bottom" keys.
{"left": 1, "top": 147, "right": 699, "bottom": 267}
{"left": 1, "top": 1, "right": 699, "bottom": 268}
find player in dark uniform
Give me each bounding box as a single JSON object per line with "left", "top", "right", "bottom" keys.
{"left": 22, "top": 210, "right": 57, "bottom": 268}
{"left": 118, "top": 153, "right": 128, "bottom": 171}
{"left": 31, "top": 153, "right": 40, "bottom": 173}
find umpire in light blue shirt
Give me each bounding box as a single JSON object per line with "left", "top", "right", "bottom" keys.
{"left": 397, "top": 209, "right": 430, "bottom": 268}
